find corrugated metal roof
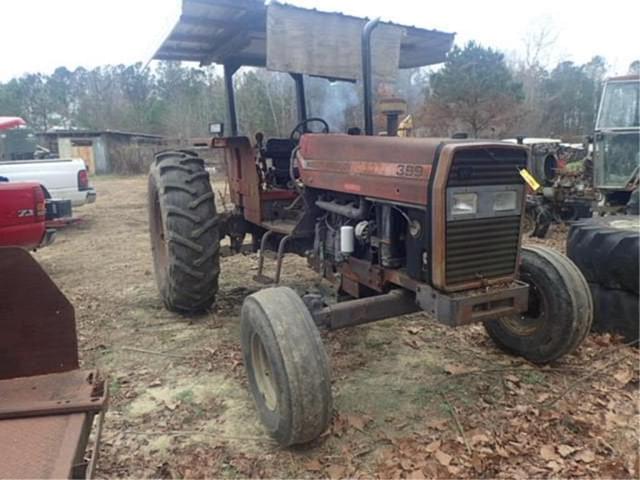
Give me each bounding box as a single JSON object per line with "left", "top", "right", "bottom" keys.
{"left": 154, "top": 0, "right": 455, "bottom": 71}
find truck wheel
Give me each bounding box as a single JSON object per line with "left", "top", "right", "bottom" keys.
{"left": 241, "top": 287, "right": 332, "bottom": 446}
{"left": 589, "top": 284, "right": 639, "bottom": 343}
{"left": 484, "top": 246, "right": 593, "bottom": 364}
{"left": 567, "top": 216, "right": 640, "bottom": 295}
{"left": 148, "top": 151, "right": 220, "bottom": 314}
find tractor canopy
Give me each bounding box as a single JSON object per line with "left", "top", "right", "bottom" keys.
{"left": 153, "top": 0, "right": 455, "bottom": 136}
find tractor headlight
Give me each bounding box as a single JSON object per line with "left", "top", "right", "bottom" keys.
{"left": 451, "top": 193, "right": 478, "bottom": 216}
{"left": 493, "top": 191, "right": 518, "bottom": 212}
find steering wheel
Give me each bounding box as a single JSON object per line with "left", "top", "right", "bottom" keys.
{"left": 290, "top": 117, "right": 330, "bottom": 141}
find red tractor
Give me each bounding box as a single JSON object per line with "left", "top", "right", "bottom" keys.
{"left": 150, "top": 0, "right": 593, "bottom": 446}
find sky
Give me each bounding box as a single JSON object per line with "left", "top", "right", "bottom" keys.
{"left": 1, "top": 0, "right": 638, "bottom": 82}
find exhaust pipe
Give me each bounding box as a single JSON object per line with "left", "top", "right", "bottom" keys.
{"left": 362, "top": 18, "right": 381, "bottom": 136}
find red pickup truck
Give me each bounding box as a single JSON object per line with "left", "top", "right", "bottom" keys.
{"left": 0, "top": 181, "right": 69, "bottom": 250}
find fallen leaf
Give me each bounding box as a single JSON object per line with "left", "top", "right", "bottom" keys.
{"left": 304, "top": 460, "right": 323, "bottom": 472}
{"left": 496, "top": 446, "right": 509, "bottom": 458}
{"left": 547, "top": 461, "right": 562, "bottom": 472}
{"left": 407, "top": 326, "right": 422, "bottom": 335}
{"left": 505, "top": 374, "right": 521, "bottom": 384}
{"left": 425, "top": 440, "right": 442, "bottom": 453}
{"left": 575, "top": 449, "right": 596, "bottom": 464}
{"left": 444, "top": 363, "right": 472, "bottom": 375}
{"left": 434, "top": 450, "right": 452, "bottom": 467}
{"left": 614, "top": 369, "right": 633, "bottom": 385}
{"left": 400, "top": 459, "right": 414, "bottom": 471}
{"left": 346, "top": 415, "right": 371, "bottom": 431}
{"left": 537, "top": 393, "right": 551, "bottom": 403}
{"left": 447, "top": 465, "right": 462, "bottom": 475}
{"left": 407, "top": 469, "right": 426, "bottom": 480}
{"left": 404, "top": 339, "right": 421, "bottom": 350}
{"left": 471, "top": 433, "right": 491, "bottom": 446}
{"left": 540, "top": 445, "right": 559, "bottom": 462}
{"left": 326, "top": 464, "right": 346, "bottom": 479}
{"left": 558, "top": 445, "right": 576, "bottom": 458}
{"left": 425, "top": 419, "right": 448, "bottom": 431}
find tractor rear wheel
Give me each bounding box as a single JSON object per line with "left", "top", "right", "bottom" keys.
{"left": 241, "top": 287, "right": 332, "bottom": 446}
{"left": 484, "top": 246, "right": 593, "bottom": 364}
{"left": 148, "top": 151, "right": 220, "bottom": 314}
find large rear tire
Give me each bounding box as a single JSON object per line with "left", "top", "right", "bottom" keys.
{"left": 241, "top": 287, "right": 332, "bottom": 446}
{"left": 567, "top": 216, "right": 640, "bottom": 295}
{"left": 148, "top": 151, "right": 220, "bottom": 314}
{"left": 484, "top": 246, "right": 593, "bottom": 364}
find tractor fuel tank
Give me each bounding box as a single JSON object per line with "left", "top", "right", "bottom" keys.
{"left": 298, "top": 134, "right": 444, "bottom": 206}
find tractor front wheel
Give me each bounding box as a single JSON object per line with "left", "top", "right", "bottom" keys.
{"left": 484, "top": 246, "right": 593, "bottom": 364}
{"left": 148, "top": 151, "right": 220, "bottom": 314}
{"left": 241, "top": 287, "right": 332, "bottom": 446}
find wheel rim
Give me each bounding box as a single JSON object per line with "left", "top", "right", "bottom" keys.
{"left": 500, "top": 277, "right": 547, "bottom": 336}
{"left": 251, "top": 333, "right": 278, "bottom": 411}
{"left": 522, "top": 213, "right": 535, "bottom": 235}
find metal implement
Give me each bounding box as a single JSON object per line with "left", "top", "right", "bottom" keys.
{"left": 254, "top": 231, "right": 292, "bottom": 285}
{"left": 0, "top": 247, "right": 107, "bottom": 479}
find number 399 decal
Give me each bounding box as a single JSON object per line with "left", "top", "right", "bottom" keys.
{"left": 396, "top": 164, "right": 425, "bottom": 178}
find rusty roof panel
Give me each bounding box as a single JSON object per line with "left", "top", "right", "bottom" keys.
{"left": 154, "top": 0, "right": 455, "bottom": 73}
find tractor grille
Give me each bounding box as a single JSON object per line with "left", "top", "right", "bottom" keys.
{"left": 448, "top": 148, "right": 527, "bottom": 187}
{"left": 445, "top": 216, "right": 521, "bottom": 285}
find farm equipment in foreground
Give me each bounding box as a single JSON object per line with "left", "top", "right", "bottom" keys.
{"left": 0, "top": 248, "right": 107, "bottom": 478}
{"left": 150, "top": 0, "right": 593, "bottom": 446}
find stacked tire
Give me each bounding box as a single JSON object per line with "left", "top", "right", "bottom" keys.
{"left": 567, "top": 216, "right": 640, "bottom": 343}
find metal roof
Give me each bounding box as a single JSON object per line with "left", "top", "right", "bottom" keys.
{"left": 154, "top": 0, "right": 455, "bottom": 71}
{"left": 40, "top": 129, "right": 164, "bottom": 140}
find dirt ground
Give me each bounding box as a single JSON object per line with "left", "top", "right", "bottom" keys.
{"left": 35, "top": 175, "right": 639, "bottom": 479}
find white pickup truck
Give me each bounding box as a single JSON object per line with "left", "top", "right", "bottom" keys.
{"left": 0, "top": 158, "right": 96, "bottom": 207}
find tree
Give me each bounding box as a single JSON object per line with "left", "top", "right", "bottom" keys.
{"left": 542, "top": 61, "right": 599, "bottom": 135}
{"left": 422, "top": 42, "right": 524, "bottom": 137}
{"left": 629, "top": 61, "right": 640, "bottom": 75}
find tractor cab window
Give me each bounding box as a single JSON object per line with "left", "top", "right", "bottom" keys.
{"left": 597, "top": 81, "right": 640, "bottom": 129}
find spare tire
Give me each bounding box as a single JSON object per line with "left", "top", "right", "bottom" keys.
{"left": 567, "top": 216, "right": 640, "bottom": 294}
{"left": 589, "top": 283, "right": 639, "bottom": 343}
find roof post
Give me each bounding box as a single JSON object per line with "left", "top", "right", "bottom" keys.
{"left": 290, "top": 73, "right": 308, "bottom": 126}
{"left": 224, "top": 63, "right": 240, "bottom": 137}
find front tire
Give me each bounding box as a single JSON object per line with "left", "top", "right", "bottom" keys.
{"left": 241, "top": 287, "right": 332, "bottom": 446}
{"left": 484, "top": 246, "right": 593, "bottom": 364}
{"left": 148, "top": 151, "right": 220, "bottom": 314}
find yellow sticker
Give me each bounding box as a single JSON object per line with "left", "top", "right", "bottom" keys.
{"left": 519, "top": 169, "right": 541, "bottom": 192}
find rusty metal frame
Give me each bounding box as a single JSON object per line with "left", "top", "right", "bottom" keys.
{"left": 416, "top": 281, "right": 529, "bottom": 327}
{"left": 0, "top": 248, "right": 108, "bottom": 479}
{"left": 312, "top": 280, "right": 529, "bottom": 330}
{"left": 312, "top": 290, "right": 420, "bottom": 330}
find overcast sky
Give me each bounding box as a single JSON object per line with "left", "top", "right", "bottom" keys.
{"left": 1, "top": 0, "right": 638, "bottom": 81}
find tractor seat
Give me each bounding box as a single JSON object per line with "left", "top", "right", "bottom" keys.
{"left": 265, "top": 139, "right": 297, "bottom": 186}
